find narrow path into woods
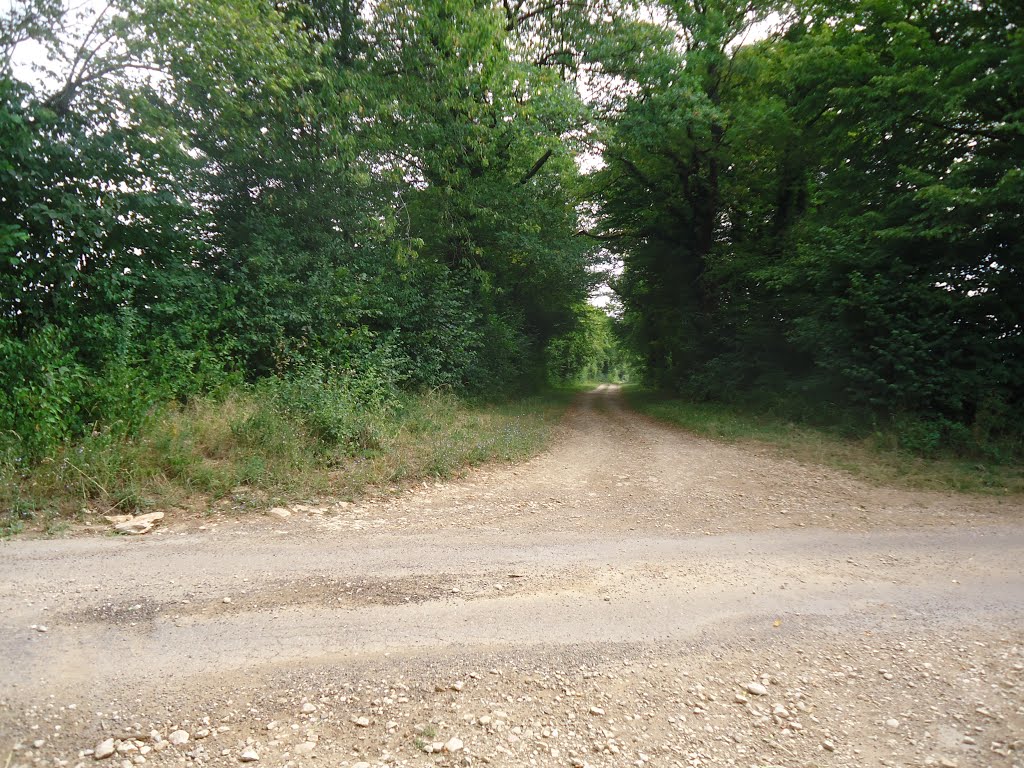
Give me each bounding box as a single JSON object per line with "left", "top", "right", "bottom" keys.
{"left": 2, "top": 387, "right": 1022, "bottom": 768}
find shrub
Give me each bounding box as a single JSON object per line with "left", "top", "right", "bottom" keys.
{"left": 0, "top": 326, "right": 87, "bottom": 462}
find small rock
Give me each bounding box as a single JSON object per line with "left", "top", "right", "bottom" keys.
{"left": 301, "top": 703, "right": 316, "bottom": 714}
{"left": 444, "top": 737, "right": 464, "bottom": 753}
{"left": 94, "top": 739, "right": 116, "bottom": 760}
{"left": 167, "top": 731, "right": 189, "bottom": 746}
{"left": 193, "top": 729, "right": 210, "bottom": 740}
{"left": 136, "top": 511, "right": 165, "bottom": 524}
{"left": 745, "top": 683, "right": 768, "bottom": 696}
{"left": 589, "top": 706, "right": 605, "bottom": 716}
{"left": 354, "top": 716, "right": 370, "bottom": 727}
{"left": 352, "top": 763, "right": 370, "bottom": 768}
{"left": 32, "top": 740, "right": 45, "bottom": 749}
{"left": 293, "top": 742, "right": 315, "bottom": 756}
{"left": 113, "top": 511, "right": 164, "bottom": 536}
{"left": 822, "top": 740, "right": 836, "bottom": 752}
{"left": 885, "top": 718, "right": 900, "bottom": 730}
{"left": 268, "top": 507, "right": 291, "bottom": 519}
{"left": 451, "top": 681, "right": 464, "bottom": 692}
{"left": 222, "top": 597, "right": 232, "bottom": 604}
{"left": 238, "top": 748, "right": 259, "bottom": 762}
{"left": 104, "top": 515, "right": 134, "bottom": 524}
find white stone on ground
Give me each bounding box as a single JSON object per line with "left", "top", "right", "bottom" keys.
{"left": 94, "top": 739, "right": 116, "bottom": 760}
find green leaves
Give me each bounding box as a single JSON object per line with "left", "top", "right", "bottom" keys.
{"left": 595, "top": 0, "right": 1023, "bottom": 452}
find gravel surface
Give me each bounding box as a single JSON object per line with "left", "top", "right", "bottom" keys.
{"left": 1, "top": 385, "right": 1022, "bottom": 768}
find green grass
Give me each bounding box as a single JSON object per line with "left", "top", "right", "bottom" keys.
{"left": 626, "top": 387, "right": 1024, "bottom": 495}
{"left": 0, "top": 386, "right": 576, "bottom": 536}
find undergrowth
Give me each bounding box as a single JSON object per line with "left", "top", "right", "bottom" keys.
{"left": 626, "top": 388, "right": 1024, "bottom": 495}
{"left": 0, "top": 385, "right": 575, "bottom": 536}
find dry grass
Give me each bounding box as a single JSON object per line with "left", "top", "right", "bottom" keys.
{"left": 0, "top": 388, "right": 575, "bottom": 536}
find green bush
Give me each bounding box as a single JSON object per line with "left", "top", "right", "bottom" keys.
{"left": 258, "top": 361, "right": 402, "bottom": 453}
{"left": 0, "top": 326, "right": 87, "bottom": 462}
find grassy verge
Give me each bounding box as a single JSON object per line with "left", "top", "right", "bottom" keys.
{"left": 1, "top": 387, "right": 576, "bottom": 536}
{"left": 626, "top": 387, "right": 1024, "bottom": 495}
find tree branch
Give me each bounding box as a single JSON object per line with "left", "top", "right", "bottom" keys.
{"left": 575, "top": 229, "right": 631, "bottom": 241}
{"left": 907, "top": 113, "right": 1014, "bottom": 144}
{"left": 519, "top": 149, "right": 554, "bottom": 184}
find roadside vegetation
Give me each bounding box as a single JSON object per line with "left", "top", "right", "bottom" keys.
{"left": 1, "top": 385, "right": 577, "bottom": 536}
{"left": 628, "top": 388, "right": 1024, "bottom": 496}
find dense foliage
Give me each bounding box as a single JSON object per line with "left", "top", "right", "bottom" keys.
{"left": 1, "top": 0, "right": 598, "bottom": 463}
{"left": 596, "top": 0, "right": 1023, "bottom": 455}
{"left": 2, "top": 0, "right": 1020, "bottom": 476}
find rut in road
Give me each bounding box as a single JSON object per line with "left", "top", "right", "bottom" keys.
{"left": 1, "top": 385, "right": 1022, "bottom": 768}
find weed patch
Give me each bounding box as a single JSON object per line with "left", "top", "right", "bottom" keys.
{"left": 0, "top": 385, "right": 574, "bottom": 536}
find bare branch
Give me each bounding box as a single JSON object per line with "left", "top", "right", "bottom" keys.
{"left": 519, "top": 148, "right": 554, "bottom": 184}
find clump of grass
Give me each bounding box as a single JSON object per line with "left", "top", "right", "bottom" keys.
{"left": 626, "top": 387, "right": 1024, "bottom": 495}
{"left": 413, "top": 723, "right": 439, "bottom": 752}
{"left": 0, "top": 385, "right": 575, "bottom": 536}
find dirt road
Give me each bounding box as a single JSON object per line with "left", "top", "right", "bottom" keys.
{"left": 2, "top": 385, "right": 1022, "bottom": 768}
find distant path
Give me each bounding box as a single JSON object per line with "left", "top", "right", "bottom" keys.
{"left": 2, "top": 385, "right": 1022, "bottom": 768}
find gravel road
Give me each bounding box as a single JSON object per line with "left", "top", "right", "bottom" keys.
{"left": 2, "top": 385, "right": 1022, "bottom": 768}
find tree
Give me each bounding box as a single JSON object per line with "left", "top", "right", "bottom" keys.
{"left": 596, "top": 0, "right": 1023, "bottom": 449}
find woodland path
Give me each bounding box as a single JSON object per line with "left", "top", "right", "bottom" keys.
{"left": 2, "top": 385, "right": 1022, "bottom": 768}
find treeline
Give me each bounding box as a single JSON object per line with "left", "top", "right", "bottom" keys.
{"left": 595, "top": 0, "right": 1022, "bottom": 455}
{"left": 1, "top": 0, "right": 603, "bottom": 462}
{"left": 2, "top": 0, "right": 1021, "bottom": 474}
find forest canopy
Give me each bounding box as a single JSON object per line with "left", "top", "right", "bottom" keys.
{"left": 1, "top": 0, "right": 1021, "bottom": 465}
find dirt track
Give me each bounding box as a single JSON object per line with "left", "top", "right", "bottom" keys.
{"left": 2, "top": 385, "right": 1022, "bottom": 768}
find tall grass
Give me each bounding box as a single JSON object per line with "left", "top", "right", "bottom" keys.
{"left": 1, "top": 386, "right": 574, "bottom": 536}
{"left": 627, "top": 387, "right": 1024, "bottom": 495}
